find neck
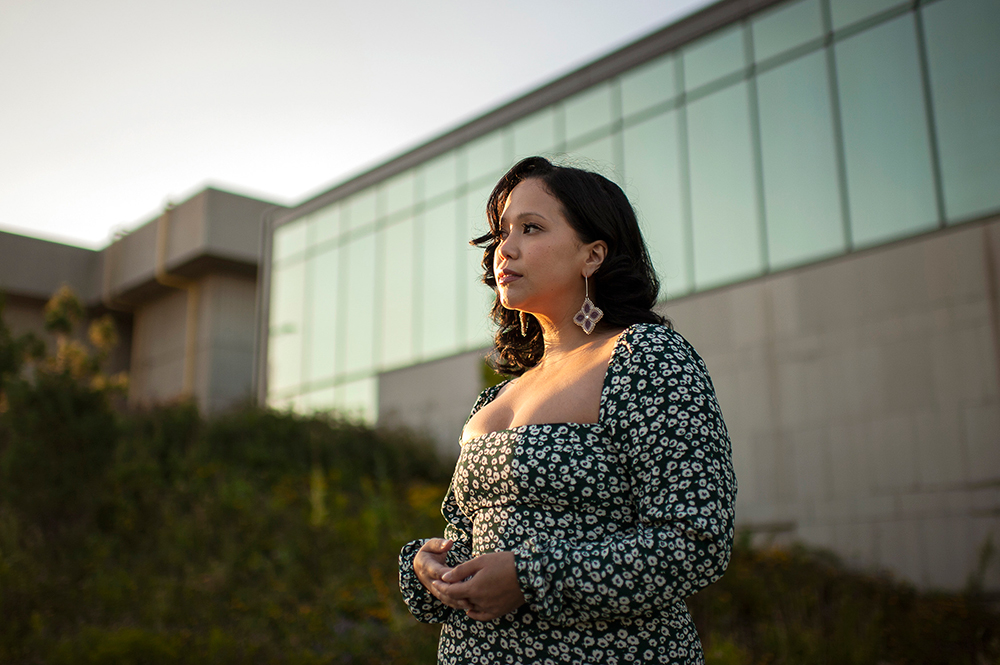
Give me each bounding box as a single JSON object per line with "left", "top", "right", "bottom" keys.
{"left": 532, "top": 309, "right": 610, "bottom": 366}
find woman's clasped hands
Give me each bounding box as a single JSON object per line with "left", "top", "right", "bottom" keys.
{"left": 413, "top": 538, "right": 526, "bottom": 622}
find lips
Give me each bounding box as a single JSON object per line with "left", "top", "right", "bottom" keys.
{"left": 496, "top": 269, "right": 522, "bottom": 285}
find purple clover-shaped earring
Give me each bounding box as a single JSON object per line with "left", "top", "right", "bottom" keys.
{"left": 572, "top": 275, "right": 603, "bottom": 335}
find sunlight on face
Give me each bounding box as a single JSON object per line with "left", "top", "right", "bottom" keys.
{"left": 493, "top": 179, "right": 589, "bottom": 318}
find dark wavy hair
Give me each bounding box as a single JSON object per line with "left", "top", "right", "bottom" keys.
{"left": 472, "top": 156, "right": 668, "bottom": 376}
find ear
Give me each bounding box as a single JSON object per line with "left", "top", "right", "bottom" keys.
{"left": 582, "top": 240, "right": 607, "bottom": 278}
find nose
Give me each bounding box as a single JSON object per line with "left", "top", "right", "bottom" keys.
{"left": 497, "top": 232, "right": 517, "bottom": 260}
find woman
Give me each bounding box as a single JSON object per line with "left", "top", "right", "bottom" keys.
{"left": 399, "top": 156, "right": 736, "bottom": 664}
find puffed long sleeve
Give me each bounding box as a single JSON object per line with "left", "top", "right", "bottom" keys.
{"left": 512, "top": 327, "right": 736, "bottom": 625}
{"left": 398, "top": 383, "right": 506, "bottom": 625}
{"left": 398, "top": 484, "right": 474, "bottom": 624}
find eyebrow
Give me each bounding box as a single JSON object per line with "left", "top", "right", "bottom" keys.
{"left": 499, "top": 211, "right": 549, "bottom": 226}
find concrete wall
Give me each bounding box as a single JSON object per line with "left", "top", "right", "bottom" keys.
{"left": 128, "top": 289, "right": 190, "bottom": 407}
{"left": 128, "top": 273, "right": 258, "bottom": 413}
{"left": 200, "top": 274, "right": 258, "bottom": 412}
{"left": 663, "top": 216, "right": 1000, "bottom": 591}
{"left": 0, "top": 231, "right": 100, "bottom": 302}
{"left": 378, "top": 349, "right": 487, "bottom": 460}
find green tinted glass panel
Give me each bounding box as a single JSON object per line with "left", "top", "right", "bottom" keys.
{"left": 307, "top": 386, "right": 336, "bottom": 412}
{"left": 830, "top": 0, "right": 906, "bottom": 30}
{"left": 512, "top": 107, "right": 557, "bottom": 160}
{"left": 757, "top": 51, "right": 846, "bottom": 269}
{"left": 683, "top": 24, "right": 746, "bottom": 91}
{"left": 381, "top": 170, "right": 416, "bottom": 218}
{"left": 421, "top": 199, "right": 459, "bottom": 360}
{"left": 752, "top": 0, "right": 823, "bottom": 62}
{"left": 273, "top": 219, "right": 308, "bottom": 263}
{"left": 345, "top": 189, "right": 377, "bottom": 231}
{"left": 463, "top": 183, "right": 495, "bottom": 349}
{"left": 564, "top": 83, "right": 614, "bottom": 142}
{"left": 305, "top": 246, "right": 340, "bottom": 383}
{"left": 465, "top": 131, "right": 506, "bottom": 185}
{"left": 686, "top": 82, "right": 764, "bottom": 288}
{"left": 923, "top": 0, "right": 1000, "bottom": 222}
{"left": 343, "top": 233, "right": 376, "bottom": 373}
{"left": 566, "top": 135, "right": 618, "bottom": 184}
{"left": 268, "top": 262, "right": 304, "bottom": 393}
{"left": 313, "top": 203, "right": 340, "bottom": 245}
{"left": 379, "top": 217, "right": 415, "bottom": 370}
{"left": 623, "top": 110, "right": 690, "bottom": 298}
{"left": 421, "top": 151, "right": 458, "bottom": 202}
{"left": 835, "top": 14, "right": 937, "bottom": 246}
{"left": 339, "top": 376, "right": 377, "bottom": 423}
{"left": 621, "top": 53, "right": 677, "bottom": 118}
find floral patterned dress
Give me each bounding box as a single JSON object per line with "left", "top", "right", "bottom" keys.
{"left": 399, "top": 323, "right": 736, "bottom": 665}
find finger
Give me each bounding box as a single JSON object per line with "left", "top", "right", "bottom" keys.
{"left": 420, "top": 538, "right": 453, "bottom": 553}
{"left": 430, "top": 581, "right": 472, "bottom": 610}
{"left": 466, "top": 608, "right": 499, "bottom": 622}
{"left": 442, "top": 557, "right": 483, "bottom": 583}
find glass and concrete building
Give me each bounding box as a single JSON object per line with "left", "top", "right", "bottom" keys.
{"left": 259, "top": 0, "right": 1000, "bottom": 590}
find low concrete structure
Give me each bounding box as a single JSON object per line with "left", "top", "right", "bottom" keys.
{"left": 0, "top": 187, "right": 283, "bottom": 414}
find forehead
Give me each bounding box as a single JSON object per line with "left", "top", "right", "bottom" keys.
{"left": 501, "top": 179, "right": 564, "bottom": 221}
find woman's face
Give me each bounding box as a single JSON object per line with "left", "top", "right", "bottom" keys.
{"left": 493, "top": 178, "right": 595, "bottom": 318}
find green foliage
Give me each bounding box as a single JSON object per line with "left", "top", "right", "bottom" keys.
{"left": 689, "top": 538, "right": 1000, "bottom": 665}
{"left": 0, "top": 290, "right": 998, "bottom": 663}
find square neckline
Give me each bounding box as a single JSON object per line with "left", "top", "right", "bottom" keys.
{"left": 459, "top": 324, "right": 635, "bottom": 446}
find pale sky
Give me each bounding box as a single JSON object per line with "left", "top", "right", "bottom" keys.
{"left": 0, "top": 0, "right": 713, "bottom": 249}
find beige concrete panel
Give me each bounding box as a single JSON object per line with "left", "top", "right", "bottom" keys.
{"left": 378, "top": 348, "right": 487, "bottom": 460}
{"left": 746, "top": 431, "right": 778, "bottom": 506}
{"left": 729, "top": 425, "right": 755, "bottom": 506}
{"left": 0, "top": 232, "right": 100, "bottom": 303}
{"left": 921, "top": 515, "right": 973, "bottom": 589}
{"left": 796, "top": 522, "right": 836, "bottom": 552}
{"left": 768, "top": 274, "right": 801, "bottom": 340}
{"left": 790, "top": 427, "right": 832, "bottom": 504}
{"left": 812, "top": 498, "right": 857, "bottom": 524}
{"left": 879, "top": 336, "right": 936, "bottom": 413}
{"left": 109, "top": 223, "right": 159, "bottom": 294}
{"left": 969, "top": 517, "right": 1000, "bottom": 591}
{"left": 205, "top": 189, "right": 280, "bottom": 263}
{"left": 897, "top": 491, "right": 948, "bottom": 520}
{"left": 923, "top": 226, "right": 989, "bottom": 304}
{"left": 128, "top": 290, "right": 188, "bottom": 405}
{"left": 727, "top": 284, "right": 768, "bottom": 350}
{"left": 878, "top": 519, "right": 925, "bottom": 587}
{"left": 929, "top": 325, "right": 998, "bottom": 410}
{"left": 827, "top": 421, "right": 870, "bottom": 500}
{"left": 856, "top": 495, "right": 896, "bottom": 522}
{"left": 164, "top": 191, "right": 208, "bottom": 263}
{"left": 867, "top": 415, "right": 918, "bottom": 494}
{"left": 775, "top": 358, "right": 828, "bottom": 430}
{"left": 205, "top": 346, "right": 255, "bottom": 412}
{"left": 203, "top": 274, "right": 257, "bottom": 349}
{"left": 969, "top": 487, "right": 1000, "bottom": 514}
{"left": 833, "top": 520, "right": 879, "bottom": 571}
{"left": 794, "top": 254, "right": 867, "bottom": 336}
{"left": 860, "top": 238, "right": 932, "bottom": 322}
{"left": 962, "top": 404, "right": 1000, "bottom": 485}
{"left": 666, "top": 295, "right": 733, "bottom": 356}
{"left": 914, "top": 408, "right": 967, "bottom": 487}
{"left": 729, "top": 349, "right": 775, "bottom": 436}
{"left": 131, "top": 356, "right": 186, "bottom": 405}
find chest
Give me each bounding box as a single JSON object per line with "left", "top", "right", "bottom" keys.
{"left": 462, "top": 358, "right": 610, "bottom": 442}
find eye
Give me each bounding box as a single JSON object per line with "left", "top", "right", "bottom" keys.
{"left": 522, "top": 223, "right": 540, "bottom": 233}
